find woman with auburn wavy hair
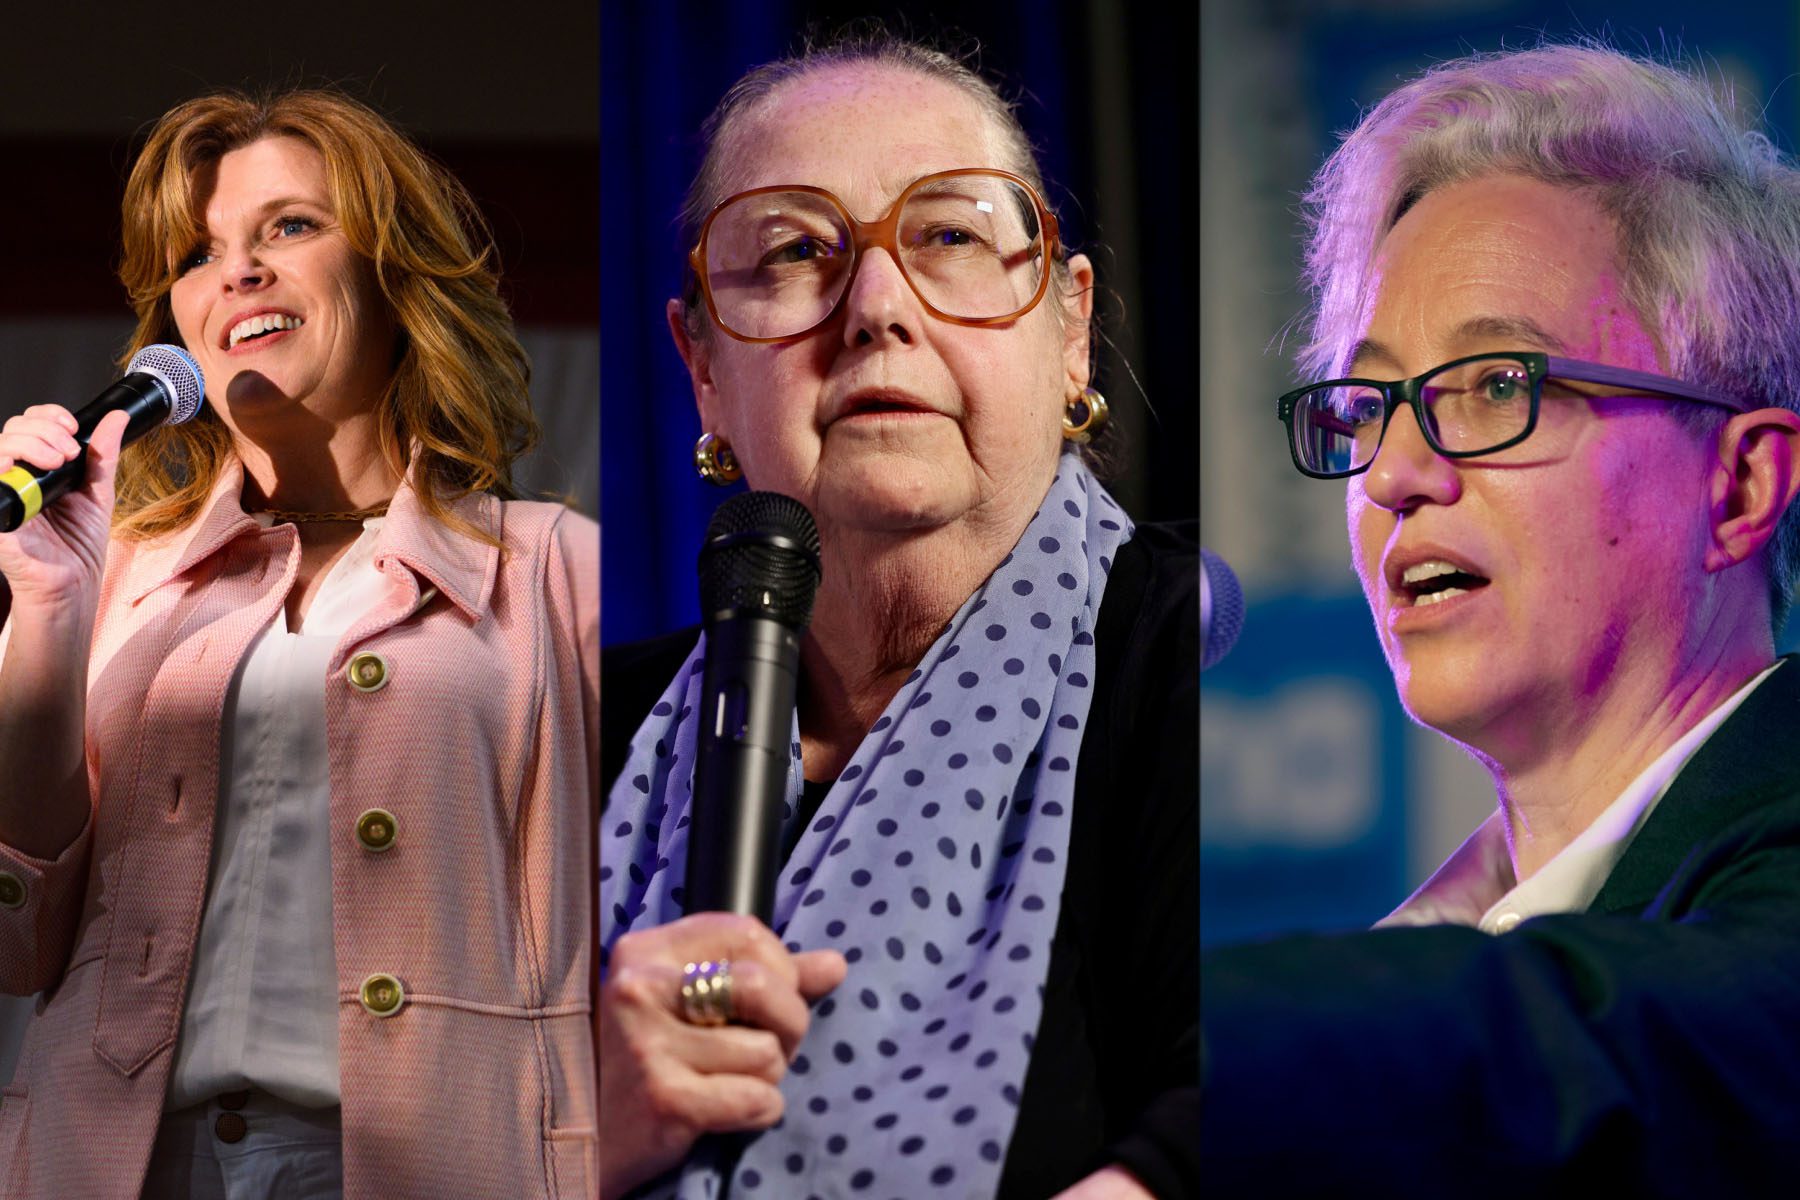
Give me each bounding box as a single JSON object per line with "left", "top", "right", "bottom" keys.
{"left": 0, "top": 89, "right": 597, "bottom": 1199}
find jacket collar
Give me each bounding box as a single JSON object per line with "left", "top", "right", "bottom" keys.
{"left": 371, "top": 469, "right": 499, "bottom": 619}
{"left": 1591, "top": 655, "right": 1800, "bottom": 915}
{"left": 125, "top": 459, "right": 260, "bottom": 604}
{"left": 124, "top": 453, "right": 500, "bottom": 620}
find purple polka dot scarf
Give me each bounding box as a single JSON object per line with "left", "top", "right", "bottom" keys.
{"left": 601, "top": 460, "right": 1132, "bottom": 1199}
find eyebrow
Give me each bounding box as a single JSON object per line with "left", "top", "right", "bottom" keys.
{"left": 197, "top": 195, "right": 328, "bottom": 234}
{"left": 253, "top": 195, "right": 328, "bottom": 215}
{"left": 1345, "top": 315, "right": 1572, "bottom": 375}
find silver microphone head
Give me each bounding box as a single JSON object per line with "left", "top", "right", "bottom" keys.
{"left": 125, "top": 344, "right": 206, "bottom": 425}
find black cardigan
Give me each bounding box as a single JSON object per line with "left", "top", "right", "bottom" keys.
{"left": 602, "top": 521, "right": 1199, "bottom": 1198}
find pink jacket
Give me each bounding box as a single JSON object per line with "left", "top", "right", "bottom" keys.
{"left": 0, "top": 461, "right": 598, "bottom": 1198}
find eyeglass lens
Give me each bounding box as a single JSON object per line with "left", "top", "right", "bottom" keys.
{"left": 702, "top": 173, "right": 1046, "bottom": 339}
{"left": 1292, "top": 355, "right": 1536, "bottom": 474}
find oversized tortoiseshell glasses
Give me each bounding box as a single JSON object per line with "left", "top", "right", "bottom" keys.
{"left": 689, "top": 168, "right": 1061, "bottom": 343}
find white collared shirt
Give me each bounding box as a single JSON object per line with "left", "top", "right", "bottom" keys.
{"left": 1380, "top": 661, "right": 1782, "bottom": 934}
{"left": 165, "top": 514, "right": 390, "bottom": 1111}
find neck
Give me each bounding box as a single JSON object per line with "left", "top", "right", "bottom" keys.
{"left": 233, "top": 406, "right": 400, "bottom": 515}
{"left": 1477, "top": 634, "right": 1774, "bottom": 881}
{"left": 796, "top": 515, "right": 1026, "bottom": 781}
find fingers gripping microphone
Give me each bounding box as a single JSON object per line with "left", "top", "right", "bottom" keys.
{"left": 687, "top": 491, "right": 823, "bottom": 923}
{"left": 0, "top": 345, "right": 205, "bottom": 533}
{"left": 1201, "top": 548, "right": 1245, "bottom": 671}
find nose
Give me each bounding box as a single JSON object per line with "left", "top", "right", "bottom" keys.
{"left": 1359, "top": 402, "right": 1460, "bottom": 512}
{"left": 841, "top": 247, "right": 918, "bottom": 348}
{"left": 218, "top": 238, "right": 270, "bottom": 293}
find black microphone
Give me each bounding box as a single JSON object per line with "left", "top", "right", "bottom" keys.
{"left": 0, "top": 345, "right": 205, "bottom": 533}
{"left": 686, "top": 491, "right": 823, "bottom": 923}
{"left": 1201, "top": 548, "right": 1245, "bottom": 671}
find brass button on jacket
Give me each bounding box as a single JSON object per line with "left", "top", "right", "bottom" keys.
{"left": 0, "top": 872, "right": 23, "bottom": 909}
{"left": 360, "top": 973, "right": 405, "bottom": 1017}
{"left": 214, "top": 1112, "right": 247, "bottom": 1143}
{"left": 346, "top": 652, "right": 389, "bottom": 693}
{"left": 356, "top": 808, "right": 398, "bottom": 852}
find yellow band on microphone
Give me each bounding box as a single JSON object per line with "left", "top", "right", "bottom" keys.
{"left": 0, "top": 466, "right": 42, "bottom": 524}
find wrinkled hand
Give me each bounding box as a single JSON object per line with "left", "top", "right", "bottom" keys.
{"left": 1051, "top": 1163, "right": 1158, "bottom": 1200}
{"left": 597, "top": 912, "right": 847, "bottom": 1200}
{"left": 0, "top": 405, "right": 129, "bottom": 612}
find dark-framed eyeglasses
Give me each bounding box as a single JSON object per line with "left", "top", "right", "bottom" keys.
{"left": 1276, "top": 350, "right": 1751, "bottom": 479}
{"left": 688, "top": 167, "right": 1061, "bottom": 344}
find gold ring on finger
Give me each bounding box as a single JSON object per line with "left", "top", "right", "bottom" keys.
{"left": 679, "top": 958, "right": 734, "bottom": 1027}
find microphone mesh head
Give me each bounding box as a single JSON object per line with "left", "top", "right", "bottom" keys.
{"left": 1201, "top": 548, "right": 1246, "bottom": 670}
{"left": 699, "top": 491, "right": 823, "bottom": 629}
{"left": 126, "top": 344, "right": 206, "bottom": 424}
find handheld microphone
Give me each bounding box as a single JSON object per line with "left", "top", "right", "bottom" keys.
{"left": 1201, "top": 548, "right": 1245, "bottom": 671}
{"left": 0, "top": 345, "right": 205, "bottom": 533}
{"left": 686, "top": 491, "right": 822, "bottom": 923}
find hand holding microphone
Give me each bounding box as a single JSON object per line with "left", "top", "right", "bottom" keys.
{"left": 598, "top": 913, "right": 847, "bottom": 1200}
{"left": 598, "top": 491, "right": 844, "bottom": 1199}
{"left": 0, "top": 347, "right": 203, "bottom": 862}
{"left": 1, "top": 345, "right": 205, "bottom": 533}
{"left": 0, "top": 345, "right": 205, "bottom": 611}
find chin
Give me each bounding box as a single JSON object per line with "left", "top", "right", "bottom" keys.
{"left": 814, "top": 462, "right": 971, "bottom": 533}
{"left": 1388, "top": 647, "right": 1513, "bottom": 744}
{"left": 225, "top": 373, "right": 291, "bottom": 399}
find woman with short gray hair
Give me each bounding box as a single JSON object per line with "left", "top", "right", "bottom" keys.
{"left": 1207, "top": 43, "right": 1800, "bottom": 1194}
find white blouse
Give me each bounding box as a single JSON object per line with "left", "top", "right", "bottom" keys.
{"left": 165, "top": 514, "right": 391, "bottom": 1111}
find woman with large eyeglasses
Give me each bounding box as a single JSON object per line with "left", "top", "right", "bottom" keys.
{"left": 597, "top": 29, "right": 1197, "bottom": 1200}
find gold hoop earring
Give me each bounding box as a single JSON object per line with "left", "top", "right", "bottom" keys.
{"left": 1063, "top": 386, "right": 1109, "bottom": 444}
{"left": 693, "top": 432, "right": 743, "bottom": 486}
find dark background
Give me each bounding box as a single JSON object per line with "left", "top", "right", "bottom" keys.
{"left": 0, "top": 4, "right": 599, "bottom": 325}
{"left": 601, "top": 0, "right": 1200, "bottom": 645}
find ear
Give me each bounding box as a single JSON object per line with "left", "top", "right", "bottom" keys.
{"left": 667, "top": 298, "right": 725, "bottom": 437}
{"left": 1704, "top": 406, "right": 1800, "bottom": 572}
{"left": 1060, "top": 253, "right": 1096, "bottom": 395}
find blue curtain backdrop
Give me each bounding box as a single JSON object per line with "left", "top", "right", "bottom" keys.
{"left": 601, "top": 1, "right": 1199, "bottom": 646}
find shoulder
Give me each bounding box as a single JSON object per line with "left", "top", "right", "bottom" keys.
{"left": 492, "top": 499, "right": 597, "bottom": 591}
{"left": 1104, "top": 519, "right": 1199, "bottom": 609}
{"left": 1076, "top": 514, "right": 1199, "bottom": 848}
{"left": 1076, "top": 515, "right": 1198, "bottom": 874}
{"left": 1638, "top": 787, "right": 1800, "bottom": 923}
{"left": 494, "top": 499, "right": 597, "bottom": 557}
{"left": 489, "top": 501, "right": 598, "bottom": 649}
{"left": 1599, "top": 657, "right": 1800, "bottom": 915}
{"left": 1095, "top": 518, "right": 1199, "bottom": 687}
{"left": 548, "top": 506, "right": 600, "bottom": 597}
{"left": 600, "top": 624, "right": 700, "bottom": 797}
{"left": 603, "top": 623, "right": 699, "bottom": 682}
{"left": 1118, "top": 517, "right": 1200, "bottom": 571}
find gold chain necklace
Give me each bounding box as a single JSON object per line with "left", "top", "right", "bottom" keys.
{"left": 255, "top": 503, "right": 391, "bottom": 524}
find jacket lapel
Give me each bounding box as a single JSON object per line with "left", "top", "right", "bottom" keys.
{"left": 1591, "top": 656, "right": 1800, "bottom": 915}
